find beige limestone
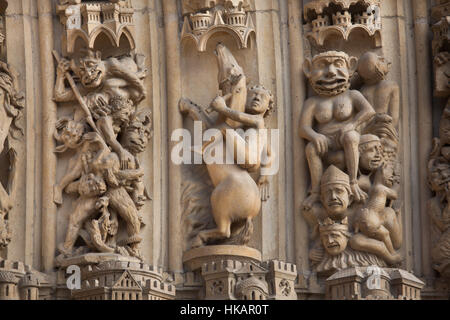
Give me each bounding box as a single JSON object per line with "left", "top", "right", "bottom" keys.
{"left": 0, "top": 0, "right": 446, "bottom": 300}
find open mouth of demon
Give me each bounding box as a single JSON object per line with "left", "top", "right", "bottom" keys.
{"left": 83, "top": 71, "right": 102, "bottom": 86}
{"left": 316, "top": 78, "right": 347, "bottom": 88}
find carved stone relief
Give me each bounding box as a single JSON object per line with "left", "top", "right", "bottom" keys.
{"left": 0, "top": 2, "right": 24, "bottom": 250}
{"left": 300, "top": 50, "right": 403, "bottom": 276}
{"left": 181, "top": 0, "right": 255, "bottom": 52}
{"left": 304, "top": 0, "right": 382, "bottom": 48}
{"left": 180, "top": 43, "right": 273, "bottom": 250}
{"left": 428, "top": 0, "right": 450, "bottom": 282}
{"left": 52, "top": 48, "right": 150, "bottom": 263}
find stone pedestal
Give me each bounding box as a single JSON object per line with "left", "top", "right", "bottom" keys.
{"left": 325, "top": 267, "right": 425, "bottom": 300}
{"left": 0, "top": 259, "right": 51, "bottom": 300}
{"left": 182, "top": 245, "right": 297, "bottom": 300}
{"left": 58, "top": 254, "right": 176, "bottom": 300}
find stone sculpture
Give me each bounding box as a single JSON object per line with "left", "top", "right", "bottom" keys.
{"left": 427, "top": 0, "right": 450, "bottom": 281}
{"left": 180, "top": 43, "right": 273, "bottom": 248}
{"left": 300, "top": 50, "right": 375, "bottom": 207}
{"left": 301, "top": 50, "right": 403, "bottom": 272}
{"left": 0, "top": 62, "right": 24, "bottom": 248}
{"left": 53, "top": 48, "right": 150, "bottom": 261}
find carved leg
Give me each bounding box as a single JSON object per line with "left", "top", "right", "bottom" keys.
{"left": 382, "top": 207, "right": 402, "bottom": 250}
{"left": 59, "top": 197, "right": 97, "bottom": 255}
{"left": 54, "top": 156, "right": 83, "bottom": 205}
{"left": 304, "top": 142, "right": 323, "bottom": 208}
{"left": 350, "top": 233, "right": 402, "bottom": 265}
{"left": 373, "top": 225, "right": 396, "bottom": 255}
{"left": 107, "top": 188, "right": 141, "bottom": 242}
{"left": 342, "top": 130, "right": 367, "bottom": 202}
{"left": 0, "top": 184, "right": 12, "bottom": 213}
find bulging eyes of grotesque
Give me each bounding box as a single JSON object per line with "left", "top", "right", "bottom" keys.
{"left": 334, "top": 59, "right": 345, "bottom": 68}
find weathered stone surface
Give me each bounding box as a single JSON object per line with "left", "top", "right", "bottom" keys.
{"left": 0, "top": 0, "right": 445, "bottom": 301}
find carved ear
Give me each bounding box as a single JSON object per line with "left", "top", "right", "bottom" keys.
{"left": 303, "top": 59, "right": 313, "bottom": 78}
{"left": 348, "top": 56, "right": 358, "bottom": 75}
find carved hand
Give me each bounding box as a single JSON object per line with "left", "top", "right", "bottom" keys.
{"left": 57, "top": 58, "right": 71, "bottom": 76}
{"left": 211, "top": 95, "right": 227, "bottom": 111}
{"left": 119, "top": 148, "right": 135, "bottom": 170}
{"left": 312, "top": 133, "right": 329, "bottom": 156}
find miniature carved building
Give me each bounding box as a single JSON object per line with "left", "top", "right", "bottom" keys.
{"left": 201, "top": 260, "right": 297, "bottom": 300}
{"left": 0, "top": 260, "right": 50, "bottom": 300}
{"left": 56, "top": 0, "right": 135, "bottom": 54}
{"left": 181, "top": 0, "right": 255, "bottom": 52}
{"left": 70, "top": 261, "right": 175, "bottom": 300}
{"left": 326, "top": 267, "right": 424, "bottom": 300}
{"left": 304, "top": 0, "right": 382, "bottom": 48}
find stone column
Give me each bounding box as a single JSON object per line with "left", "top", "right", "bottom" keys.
{"left": 412, "top": 0, "right": 433, "bottom": 280}
{"left": 37, "top": 0, "right": 57, "bottom": 272}
{"left": 288, "top": 0, "right": 310, "bottom": 276}
{"left": 162, "top": 0, "right": 183, "bottom": 274}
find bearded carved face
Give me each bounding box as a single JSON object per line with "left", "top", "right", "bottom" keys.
{"left": 321, "top": 184, "right": 351, "bottom": 219}
{"left": 304, "top": 52, "right": 357, "bottom": 96}
{"left": 77, "top": 52, "right": 106, "bottom": 89}
{"left": 320, "top": 229, "right": 349, "bottom": 256}
{"left": 360, "top": 141, "right": 383, "bottom": 172}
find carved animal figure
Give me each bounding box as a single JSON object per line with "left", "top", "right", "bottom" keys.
{"left": 179, "top": 44, "right": 273, "bottom": 247}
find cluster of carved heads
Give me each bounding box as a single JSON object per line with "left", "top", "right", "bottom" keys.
{"left": 304, "top": 51, "right": 358, "bottom": 96}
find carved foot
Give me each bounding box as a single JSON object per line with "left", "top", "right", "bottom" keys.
{"left": 302, "top": 192, "right": 320, "bottom": 210}
{"left": 179, "top": 98, "right": 191, "bottom": 114}
{"left": 351, "top": 182, "right": 368, "bottom": 202}
{"left": 191, "top": 235, "right": 205, "bottom": 248}
{"left": 54, "top": 186, "right": 63, "bottom": 205}
{"left": 57, "top": 242, "right": 73, "bottom": 256}
{"left": 386, "top": 252, "right": 403, "bottom": 266}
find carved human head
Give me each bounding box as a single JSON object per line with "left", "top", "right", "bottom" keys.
{"left": 121, "top": 109, "right": 153, "bottom": 154}
{"left": 109, "top": 96, "right": 136, "bottom": 134}
{"left": 359, "top": 134, "right": 383, "bottom": 172}
{"left": 429, "top": 159, "right": 450, "bottom": 193}
{"left": 319, "top": 217, "right": 350, "bottom": 256}
{"left": 78, "top": 173, "right": 107, "bottom": 197}
{"left": 246, "top": 85, "right": 274, "bottom": 117}
{"left": 75, "top": 49, "right": 106, "bottom": 89}
{"left": 357, "top": 52, "right": 391, "bottom": 84}
{"left": 320, "top": 165, "right": 352, "bottom": 219}
{"left": 380, "top": 164, "right": 396, "bottom": 188}
{"left": 304, "top": 51, "right": 358, "bottom": 96}
{"left": 54, "top": 117, "right": 85, "bottom": 152}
